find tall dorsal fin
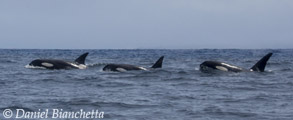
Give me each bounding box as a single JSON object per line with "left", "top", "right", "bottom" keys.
{"left": 250, "top": 53, "right": 273, "bottom": 72}
{"left": 75, "top": 52, "right": 89, "bottom": 64}
{"left": 151, "top": 56, "right": 164, "bottom": 68}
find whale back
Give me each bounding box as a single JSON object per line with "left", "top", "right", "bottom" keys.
{"left": 103, "top": 64, "right": 142, "bottom": 71}
{"left": 29, "top": 59, "right": 76, "bottom": 69}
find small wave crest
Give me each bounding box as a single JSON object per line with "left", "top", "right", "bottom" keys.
{"left": 86, "top": 63, "right": 108, "bottom": 69}
{"left": 0, "top": 59, "right": 17, "bottom": 63}
{"left": 91, "top": 101, "right": 157, "bottom": 109}
{"left": 202, "top": 105, "right": 257, "bottom": 117}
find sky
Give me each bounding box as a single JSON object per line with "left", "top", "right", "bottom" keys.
{"left": 0, "top": 0, "right": 292, "bottom": 49}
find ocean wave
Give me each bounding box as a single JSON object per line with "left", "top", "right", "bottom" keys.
{"left": 99, "top": 102, "right": 156, "bottom": 108}
{"left": 86, "top": 63, "right": 108, "bottom": 68}
{"left": 0, "top": 59, "right": 17, "bottom": 63}
{"left": 202, "top": 105, "right": 258, "bottom": 117}
{"left": 0, "top": 106, "right": 33, "bottom": 112}
{"left": 2, "top": 49, "right": 293, "bottom": 120}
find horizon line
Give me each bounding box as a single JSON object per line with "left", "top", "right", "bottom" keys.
{"left": 0, "top": 48, "right": 292, "bottom": 50}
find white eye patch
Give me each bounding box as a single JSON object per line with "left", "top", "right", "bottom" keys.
{"left": 215, "top": 66, "right": 228, "bottom": 71}
{"left": 41, "top": 62, "right": 54, "bottom": 67}
{"left": 116, "top": 68, "right": 127, "bottom": 72}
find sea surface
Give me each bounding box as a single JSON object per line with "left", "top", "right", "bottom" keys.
{"left": 0, "top": 49, "right": 292, "bottom": 120}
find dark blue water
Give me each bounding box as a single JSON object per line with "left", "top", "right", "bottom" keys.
{"left": 0, "top": 49, "right": 292, "bottom": 120}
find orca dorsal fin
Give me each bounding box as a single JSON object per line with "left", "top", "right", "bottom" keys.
{"left": 75, "top": 52, "right": 89, "bottom": 64}
{"left": 250, "top": 53, "right": 273, "bottom": 72}
{"left": 151, "top": 56, "right": 164, "bottom": 68}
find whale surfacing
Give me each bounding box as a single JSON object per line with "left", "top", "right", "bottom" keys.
{"left": 29, "top": 52, "right": 89, "bottom": 70}
{"left": 103, "top": 56, "right": 164, "bottom": 72}
{"left": 200, "top": 53, "right": 273, "bottom": 72}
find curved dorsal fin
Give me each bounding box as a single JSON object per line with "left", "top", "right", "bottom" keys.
{"left": 250, "top": 53, "right": 273, "bottom": 72}
{"left": 151, "top": 56, "right": 164, "bottom": 68}
{"left": 75, "top": 52, "right": 89, "bottom": 64}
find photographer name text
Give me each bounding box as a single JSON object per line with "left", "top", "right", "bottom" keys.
{"left": 3, "top": 109, "right": 104, "bottom": 119}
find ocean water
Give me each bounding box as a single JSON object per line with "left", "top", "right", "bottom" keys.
{"left": 0, "top": 49, "right": 292, "bottom": 120}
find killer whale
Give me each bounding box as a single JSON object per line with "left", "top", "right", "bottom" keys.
{"left": 103, "top": 56, "right": 164, "bottom": 72}
{"left": 29, "top": 52, "right": 89, "bottom": 70}
{"left": 200, "top": 53, "right": 273, "bottom": 72}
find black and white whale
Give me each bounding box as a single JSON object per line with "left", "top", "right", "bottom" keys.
{"left": 28, "top": 52, "right": 89, "bottom": 70}
{"left": 103, "top": 56, "right": 164, "bottom": 72}
{"left": 200, "top": 53, "right": 273, "bottom": 72}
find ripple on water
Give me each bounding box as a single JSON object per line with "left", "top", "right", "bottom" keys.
{"left": 201, "top": 105, "right": 258, "bottom": 118}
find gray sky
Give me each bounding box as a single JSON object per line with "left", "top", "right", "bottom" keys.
{"left": 0, "top": 0, "right": 292, "bottom": 49}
